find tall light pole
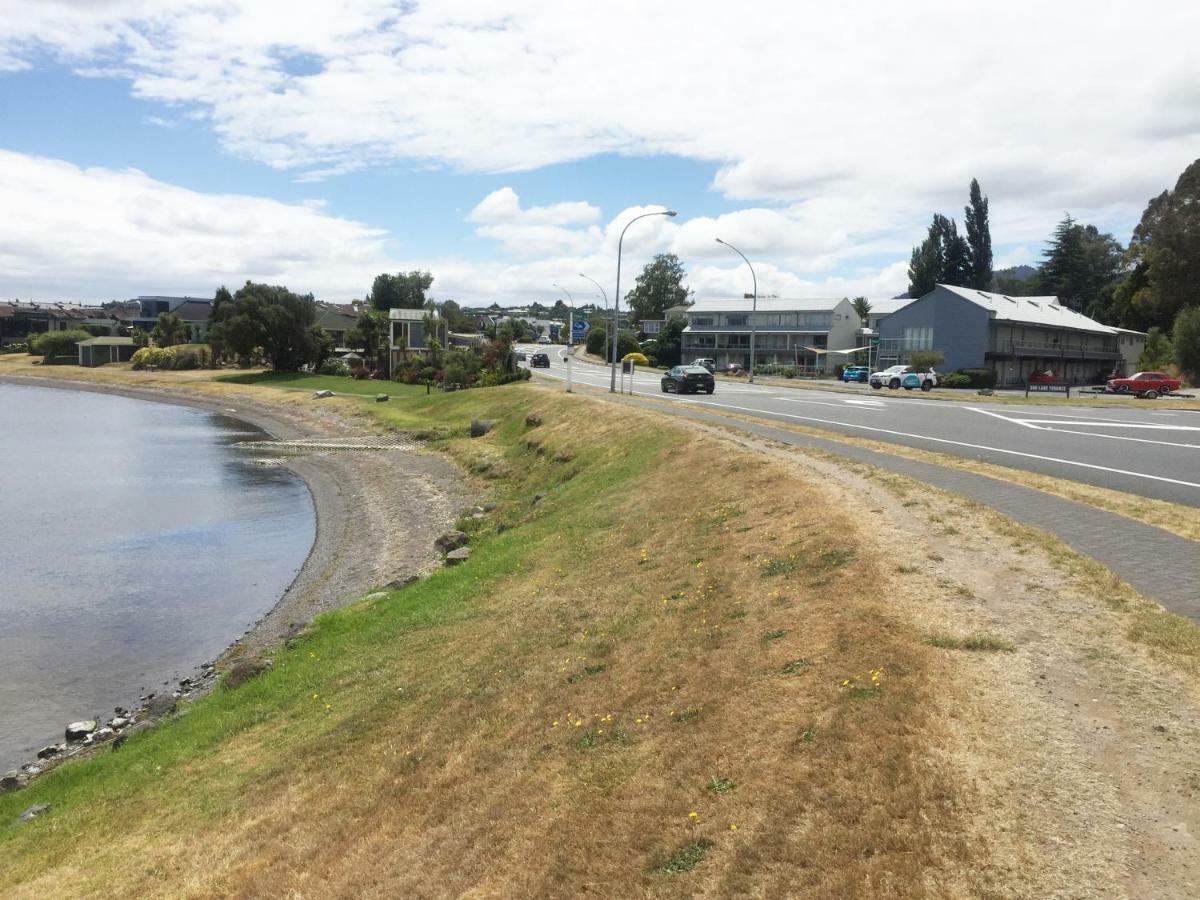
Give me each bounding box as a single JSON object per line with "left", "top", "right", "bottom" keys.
{"left": 579, "top": 273, "right": 609, "bottom": 363}
{"left": 612, "top": 209, "right": 677, "bottom": 392}
{"left": 715, "top": 237, "right": 758, "bottom": 384}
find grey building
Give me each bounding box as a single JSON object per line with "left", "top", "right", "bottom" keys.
{"left": 877, "top": 284, "right": 1123, "bottom": 385}
{"left": 77, "top": 336, "right": 137, "bottom": 367}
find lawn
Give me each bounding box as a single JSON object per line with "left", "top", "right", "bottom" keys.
{"left": 215, "top": 370, "right": 423, "bottom": 396}
{"left": 0, "top": 381, "right": 964, "bottom": 896}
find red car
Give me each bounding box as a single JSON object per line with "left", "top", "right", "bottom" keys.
{"left": 1106, "top": 371, "right": 1181, "bottom": 396}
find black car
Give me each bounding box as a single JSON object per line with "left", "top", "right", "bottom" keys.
{"left": 661, "top": 365, "right": 715, "bottom": 394}
{"left": 530, "top": 352, "right": 550, "bottom": 368}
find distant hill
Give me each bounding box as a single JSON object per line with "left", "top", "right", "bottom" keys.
{"left": 994, "top": 264, "right": 1037, "bottom": 282}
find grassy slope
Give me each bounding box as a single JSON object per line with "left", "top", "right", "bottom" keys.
{"left": 0, "top": 382, "right": 967, "bottom": 896}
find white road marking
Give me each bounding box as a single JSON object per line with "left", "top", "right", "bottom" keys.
{"left": 669, "top": 398, "right": 1200, "bottom": 491}
{"left": 966, "top": 407, "right": 1043, "bottom": 429}
{"left": 1013, "top": 427, "right": 1200, "bottom": 451}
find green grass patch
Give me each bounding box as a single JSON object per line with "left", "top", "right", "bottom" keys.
{"left": 705, "top": 776, "right": 735, "bottom": 794}
{"left": 217, "top": 371, "right": 420, "bottom": 396}
{"left": 761, "top": 555, "right": 797, "bottom": 577}
{"left": 781, "top": 658, "right": 811, "bottom": 675}
{"left": 764, "top": 629, "right": 788, "bottom": 641}
{"left": 653, "top": 839, "right": 714, "bottom": 875}
{"left": 926, "top": 633, "right": 1016, "bottom": 652}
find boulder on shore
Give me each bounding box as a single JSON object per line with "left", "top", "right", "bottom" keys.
{"left": 65, "top": 720, "right": 97, "bottom": 742}
{"left": 434, "top": 530, "right": 469, "bottom": 553}
{"left": 445, "top": 547, "right": 471, "bottom": 566}
{"left": 143, "top": 694, "right": 177, "bottom": 719}
{"left": 469, "top": 419, "right": 496, "bottom": 437}
{"left": 224, "top": 657, "right": 271, "bottom": 691}
{"left": 17, "top": 803, "right": 50, "bottom": 824}
{"left": 525, "top": 413, "right": 543, "bottom": 428}
{"left": 36, "top": 744, "right": 63, "bottom": 760}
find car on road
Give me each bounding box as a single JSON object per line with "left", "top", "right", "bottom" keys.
{"left": 537, "top": 336, "right": 551, "bottom": 344}
{"left": 693, "top": 357, "right": 717, "bottom": 373}
{"left": 718, "top": 362, "right": 744, "bottom": 376}
{"left": 869, "top": 365, "right": 936, "bottom": 391}
{"left": 1106, "top": 371, "right": 1180, "bottom": 397}
{"left": 841, "top": 365, "right": 870, "bottom": 383}
{"left": 529, "top": 352, "right": 550, "bottom": 368}
{"left": 661, "top": 365, "right": 715, "bottom": 394}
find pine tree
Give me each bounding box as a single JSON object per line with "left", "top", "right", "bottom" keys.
{"left": 1040, "top": 215, "right": 1089, "bottom": 310}
{"left": 964, "top": 178, "right": 992, "bottom": 289}
{"left": 907, "top": 214, "right": 970, "bottom": 296}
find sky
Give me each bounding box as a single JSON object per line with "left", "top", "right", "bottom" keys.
{"left": 1, "top": 1, "right": 1197, "bottom": 307}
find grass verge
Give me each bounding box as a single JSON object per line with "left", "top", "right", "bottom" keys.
{"left": 0, "top": 380, "right": 970, "bottom": 897}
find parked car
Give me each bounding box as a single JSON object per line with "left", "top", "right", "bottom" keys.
{"left": 661, "top": 365, "right": 715, "bottom": 394}
{"left": 841, "top": 365, "right": 870, "bottom": 383}
{"left": 529, "top": 352, "right": 550, "bottom": 368}
{"left": 537, "top": 336, "right": 551, "bottom": 344}
{"left": 1106, "top": 371, "right": 1180, "bottom": 396}
{"left": 718, "top": 362, "right": 744, "bottom": 376}
{"left": 869, "top": 365, "right": 936, "bottom": 391}
{"left": 1028, "top": 369, "right": 1059, "bottom": 383}
{"left": 693, "top": 357, "right": 717, "bottom": 373}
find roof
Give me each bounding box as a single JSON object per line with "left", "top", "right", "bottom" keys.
{"left": 1113, "top": 327, "right": 1147, "bottom": 336}
{"left": 389, "top": 308, "right": 439, "bottom": 321}
{"left": 935, "top": 284, "right": 1116, "bottom": 335}
{"left": 865, "top": 297, "right": 915, "bottom": 316}
{"left": 170, "top": 300, "right": 212, "bottom": 321}
{"left": 687, "top": 297, "right": 845, "bottom": 314}
{"left": 77, "top": 336, "right": 135, "bottom": 346}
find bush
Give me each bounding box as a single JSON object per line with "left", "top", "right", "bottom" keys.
{"left": 956, "top": 368, "right": 997, "bottom": 389}
{"left": 940, "top": 373, "right": 971, "bottom": 388}
{"left": 585, "top": 328, "right": 606, "bottom": 355}
{"left": 31, "top": 329, "right": 94, "bottom": 360}
{"left": 130, "top": 346, "right": 172, "bottom": 369}
{"left": 907, "top": 350, "right": 945, "bottom": 370}
{"left": 318, "top": 358, "right": 350, "bottom": 377}
{"left": 1172, "top": 308, "right": 1200, "bottom": 383}
{"left": 161, "top": 345, "right": 210, "bottom": 370}
{"left": 0, "top": 342, "right": 28, "bottom": 355}
{"left": 622, "top": 352, "right": 650, "bottom": 367}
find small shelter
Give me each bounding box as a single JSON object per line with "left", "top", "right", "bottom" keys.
{"left": 78, "top": 336, "right": 137, "bottom": 367}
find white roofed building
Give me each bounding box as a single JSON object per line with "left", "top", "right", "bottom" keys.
{"left": 877, "top": 284, "right": 1125, "bottom": 386}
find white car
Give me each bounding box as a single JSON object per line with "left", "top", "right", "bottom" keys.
{"left": 869, "top": 365, "right": 937, "bottom": 391}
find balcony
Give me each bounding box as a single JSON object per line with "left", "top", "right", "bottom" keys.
{"left": 987, "top": 340, "right": 1119, "bottom": 360}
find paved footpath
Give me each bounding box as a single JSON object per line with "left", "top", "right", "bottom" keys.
{"left": 630, "top": 398, "right": 1200, "bottom": 622}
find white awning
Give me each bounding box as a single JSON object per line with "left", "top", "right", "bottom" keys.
{"left": 821, "top": 344, "right": 874, "bottom": 355}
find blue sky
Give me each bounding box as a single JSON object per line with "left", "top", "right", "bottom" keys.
{"left": 0, "top": 2, "right": 1196, "bottom": 305}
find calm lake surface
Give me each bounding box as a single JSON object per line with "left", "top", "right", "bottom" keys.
{"left": 0, "top": 383, "right": 315, "bottom": 771}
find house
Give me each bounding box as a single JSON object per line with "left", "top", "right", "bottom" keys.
{"left": 389, "top": 308, "right": 447, "bottom": 370}
{"left": 1114, "top": 328, "right": 1147, "bottom": 376}
{"left": 77, "top": 336, "right": 137, "bottom": 367}
{"left": 877, "top": 284, "right": 1123, "bottom": 385}
{"left": 315, "top": 302, "right": 364, "bottom": 350}
{"left": 127, "top": 295, "right": 212, "bottom": 338}
{"left": 0, "top": 301, "right": 124, "bottom": 344}
{"left": 170, "top": 299, "right": 213, "bottom": 342}
{"left": 681, "top": 297, "right": 862, "bottom": 373}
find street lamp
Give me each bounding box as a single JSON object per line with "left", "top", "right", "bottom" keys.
{"left": 612, "top": 209, "right": 678, "bottom": 392}
{"left": 715, "top": 237, "right": 758, "bottom": 384}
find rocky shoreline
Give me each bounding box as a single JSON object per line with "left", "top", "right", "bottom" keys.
{"left": 0, "top": 373, "right": 476, "bottom": 798}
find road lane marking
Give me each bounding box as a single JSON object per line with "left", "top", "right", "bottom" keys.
{"left": 668, "top": 398, "right": 1200, "bottom": 492}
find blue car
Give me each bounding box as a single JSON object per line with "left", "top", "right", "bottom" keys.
{"left": 841, "top": 366, "right": 870, "bottom": 383}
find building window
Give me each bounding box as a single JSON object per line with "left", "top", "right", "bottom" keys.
{"left": 904, "top": 326, "right": 933, "bottom": 350}
{"left": 692, "top": 316, "right": 714, "bottom": 326}
{"left": 726, "top": 315, "right": 748, "bottom": 327}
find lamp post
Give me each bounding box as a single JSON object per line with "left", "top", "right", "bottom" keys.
{"left": 579, "top": 273, "right": 609, "bottom": 364}
{"left": 611, "top": 209, "right": 678, "bottom": 392}
{"left": 715, "top": 237, "right": 757, "bottom": 384}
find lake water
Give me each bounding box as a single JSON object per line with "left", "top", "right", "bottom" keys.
{"left": 0, "top": 383, "right": 315, "bottom": 771}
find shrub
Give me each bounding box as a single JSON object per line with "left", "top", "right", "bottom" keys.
{"left": 0, "top": 341, "right": 28, "bottom": 354}
{"left": 130, "top": 346, "right": 172, "bottom": 370}
{"left": 1172, "top": 308, "right": 1200, "bottom": 383}
{"left": 622, "top": 352, "right": 650, "bottom": 367}
{"left": 161, "top": 345, "right": 210, "bottom": 370}
{"left": 907, "top": 350, "right": 945, "bottom": 370}
{"left": 31, "top": 329, "right": 94, "bottom": 360}
{"left": 317, "top": 358, "right": 350, "bottom": 376}
{"left": 956, "top": 368, "right": 997, "bottom": 389}
{"left": 940, "top": 373, "right": 971, "bottom": 388}
{"left": 585, "top": 328, "right": 606, "bottom": 355}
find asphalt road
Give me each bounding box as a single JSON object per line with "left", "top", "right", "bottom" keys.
{"left": 520, "top": 345, "right": 1200, "bottom": 507}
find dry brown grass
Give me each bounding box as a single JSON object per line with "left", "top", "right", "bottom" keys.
{"left": 0, "top": 386, "right": 975, "bottom": 898}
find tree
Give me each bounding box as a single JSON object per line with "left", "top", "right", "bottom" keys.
{"left": 438, "top": 300, "right": 478, "bottom": 333}
{"left": 964, "top": 178, "right": 993, "bottom": 289}
{"left": 653, "top": 315, "right": 686, "bottom": 368}
{"left": 368, "top": 270, "right": 434, "bottom": 311}
{"left": 130, "top": 327, "right": 150, "bottom": 348}
{"left": 1172, "top": 307, "right": 1200, "bottom": 382}
{"left": 626, "top": 253, "right": 689, "bottom": 323}
{"left": 347, "top": 308, "right": 389, "bottom": 367}
{"left": 908, "top": 214, "right": 969, "bottom": 296}
{"left": 1137, "top": 327, "right": 1174, "bottom": 371}
{"left": 152, "top": 312, "right": 187, "bottom": 347}
{"left": 1129, "top": 158, "right": 1200, "bottom": 329}
{"left": 207, "top": 281, "right": 328, "bottom": 371}
{"left": 1038, "top": 215, "right": 1125, "bottom": 313}
{"left": 849, "top": 297, "right": 872, "bottom": 328}
{"left": 907, "top": 350, "right": 945, "bottom": 370}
